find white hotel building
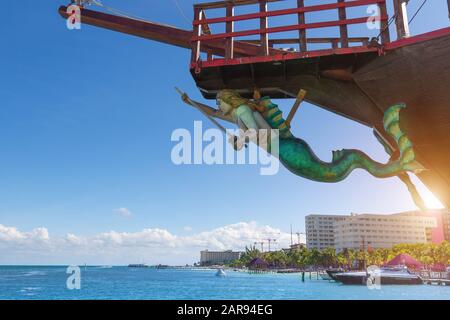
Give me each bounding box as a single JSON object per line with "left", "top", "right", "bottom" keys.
{"left": 200, "top": 250, "right": 242, "bottom": 266}
{"left": 306, "top": 212, "right": 438, "bottom": 251}
{"left": 305, "top": 214, "right": 346, "bottom": 250}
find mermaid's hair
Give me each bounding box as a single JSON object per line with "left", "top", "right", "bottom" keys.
{"left": 217, "top": 90, "right": 265, "bottom": 112}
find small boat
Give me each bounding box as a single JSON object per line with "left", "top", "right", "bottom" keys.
{"left": 319, "top": 272, "right": 333, "bottom": 281}
{"left": 216, "top": 269, "right": 226, "bottom": 277}
{"left": 326, "top": 268, "right": 345, "bottom": 280}
{"left": 334, "top": 266, "right": 423, "bottom": 285}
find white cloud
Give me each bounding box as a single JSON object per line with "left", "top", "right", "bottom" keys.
{"left": 183, "top": 226, "right": 193, "bottom": 232}
{"left": 0, "top": 224, "right": 49, "bottom": 243}
{"left": 0, "top": 222, "right": 294, "bottom": 265}
{"left": 113, "top": 207, "right": 133, "bottom": 218}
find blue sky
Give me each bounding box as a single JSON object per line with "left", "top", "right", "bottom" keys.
{"left": 0, "top": 0, "right": 447, "bottom": 264}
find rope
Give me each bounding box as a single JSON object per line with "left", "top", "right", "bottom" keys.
{"left": 376, "top": 0, "right": 429, "bottom": 42}
{"left": 408, "top": 0, "right": 428, "bottom": 25}
{"left": 172, "top": 0, "right": 191, "bottom": 25}
{"left": 80, "top": 0, "right": 149, "bottom": 22}
{"left": 77, "top": 0, "right": 192, "bottom": 27}
{"left": 376, "top": 14, "right": 397, "bottom": 42}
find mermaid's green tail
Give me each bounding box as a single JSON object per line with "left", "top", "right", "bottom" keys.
{"left": 382, "top": 104, "right": 424, "bottom": 173}
{"left": 263, "top": 101, "right": 424, "bottom": 183}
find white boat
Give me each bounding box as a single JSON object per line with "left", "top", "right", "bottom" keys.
{"left": 334, "top": 266, "right": 423, "bottom": 285}
{"left": 216, "top": 269, "right": 226, "bottom": 277}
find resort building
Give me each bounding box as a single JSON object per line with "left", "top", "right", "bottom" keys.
{"left": 289, "top": 243, "right": 306, "bottom": 251}
{"left": 306, "top": 210, "right": 449, "bottom": 251}
{"left": 333, "top": 212, "right": 438, "bottom": 251}
{"left": 408, "top": 209, "right": 447, "bottom": 243}
{"left": 200, "top": 250, "right": 241, "bottom": 266}
{"left": 443, "top": 211, "right": 450, "bottom": 241}
{"left": 282, "top": 243, "right": 307, "bottom": 253}
{"left": 305, "top": 214, "right": 346, "bottom": 250}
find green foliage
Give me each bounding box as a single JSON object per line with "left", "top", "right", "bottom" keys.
{"left": 231, "top": 242, "right": 450, "bottom": 269}
{"left": 229, "top": 245, "right": 261, "bottom": 267}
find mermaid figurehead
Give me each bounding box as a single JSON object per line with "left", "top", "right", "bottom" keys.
{"left": 179, "top": 88, "right": 427, "bottom": 210}
{"left": 216, "top": 90, "right": 277, "bottom": 151}
{"left": 216, "top": 89, "right": 425, "bottom": 181}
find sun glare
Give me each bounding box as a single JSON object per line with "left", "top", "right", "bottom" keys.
{"left": 422, "top": 188, "right": 445, "bottom": 209}
{"left": 411, "top": 176, "right": 445, "bottom": 209}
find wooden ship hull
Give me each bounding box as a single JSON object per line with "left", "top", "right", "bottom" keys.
{"left": 192, "top": 28, "right": 450, "bottom": 208}
{"left": 59, "top": 0, "right": 450, "bottom": 207}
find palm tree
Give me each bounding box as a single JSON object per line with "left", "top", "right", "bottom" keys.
{"left": 238, "top": 245, "right": 262, "bottom": 267}
{"left": 319, "top": 248, "right": 338, "bottom": 267}
{"left": 230, "top": 242, "right": 450, "bottom": 271}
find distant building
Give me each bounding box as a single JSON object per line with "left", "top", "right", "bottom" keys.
{"left": 282, "top": 243, "right": 306, "bottom": 253}
{"left": 305, "top": 214, "right": 346, "bottom": 250}
{"left": 306, "top": 210, "right": 448, "bottom": 251}
{"left": 443, "top": 211, "right": 450, "bottom": 241}
{"left": 200, "top": 250, "right": 241, "bottom": 266}
{"left": 290, "top": 243, "right": 306, "bottom": 251}
{"left": 409, "top": 210, "right": 447, "bottom": 243}
{"left": 334, "top": 212, "right": 438, "bottom": 251}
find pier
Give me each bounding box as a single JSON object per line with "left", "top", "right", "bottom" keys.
{"left": 423, "top": 279, "right": 450, "bottom": 286}
{"left": 418, "top": 271, "right": 450, "bottom": 286}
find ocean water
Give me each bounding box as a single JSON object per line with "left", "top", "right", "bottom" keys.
{"left": 0, "top": 266, "right": 449, "bottom": 300}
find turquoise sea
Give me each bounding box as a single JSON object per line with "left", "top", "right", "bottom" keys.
{"left": 0, "top": 266, "right": 449, "bottom": 300}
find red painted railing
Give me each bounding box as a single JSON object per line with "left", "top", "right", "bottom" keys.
{"left": 191, "top": 0, "right": 391, "bottom": 70}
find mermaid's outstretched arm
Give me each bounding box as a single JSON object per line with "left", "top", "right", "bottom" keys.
{"left": 178, "top": 91, "right": 234, "bottom": 124}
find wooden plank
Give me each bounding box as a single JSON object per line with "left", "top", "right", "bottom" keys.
{"left": 225, "top": 5, "right": 235, "bottom": 59}
{"left": 200, "top": 10, "right": 212, "bottom": 35}
{"left": 196, "top": 46, "right": 379, "bottom": 68}
{"left": 297, "top": 0, "right": 307, "bottom": 52}
{"left": 193, "top": 16, "right": 388, "bottom": 41}
{"left": 393, "top": 0, "right": 408, "bottom": 39}
{"left": 194, "top": 0, "right": 282, "bottom": 10}
{"left": 192, "top": 8, "right": 202, "bottom": 63}
{"left": 332, "top": 39, "right": 339, "bottom": 49}
{"left": 448, "top": 0, "right": 450, "bottom": 18}
{"left": 260, "top": 1, "right": 269, "bottom": 56}
{"left": 338, "top": 0, "right": 349, "bottom": 48}
{"left": 58, "top": 6, "right": 285, "bottom": 58}
{"left": 286, "top": 89, "right": 307, "bottom": 127}
{"left": 378, "top": 0, "right": 391, "bottom": 43}
{"left": 193, "top": 0, "right": 385, "bottom": 25}
{"left": 241, "top": 37, "right": 370, "bottom": 44}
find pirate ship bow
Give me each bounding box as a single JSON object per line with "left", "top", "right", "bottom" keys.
{"left": 60, "top": 0, "right": 450, "bottom": 208}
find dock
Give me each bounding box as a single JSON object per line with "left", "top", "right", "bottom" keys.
{"left": 423, "top": 279, "right": 450, "bottom": 286}
{"left": 417, "top": 271, "right": 449, "bottom": 286}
